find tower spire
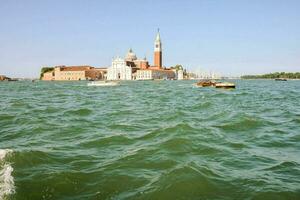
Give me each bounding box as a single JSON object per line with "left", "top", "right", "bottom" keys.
{"left": 156, "top": 28, "right": 161, "bottom": 42}
{"left": 154, "top": 29, "right": 162, "bottom": 68}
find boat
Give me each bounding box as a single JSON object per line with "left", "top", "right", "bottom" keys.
{"left": 87, "top": 81, "right": 120, "bottom": 86}
{"left": 215, "top": 82, "right": 235, "bottom": 89}
{"left": 275, "top": 78, "right": 287, "bottom": 81}
{"left": 196, "top": 80, "right": 216, "bottom": 87}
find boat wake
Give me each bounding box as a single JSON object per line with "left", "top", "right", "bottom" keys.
{"left": 0, "top": 149, "right": 15, "bottom": 200}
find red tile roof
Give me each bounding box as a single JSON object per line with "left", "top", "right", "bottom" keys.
{"left": 56, "top": 66, "right": 93, "bottom": 71}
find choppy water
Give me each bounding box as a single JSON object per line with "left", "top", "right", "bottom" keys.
{"left": 0, "top": 80, "right": 300, "bottom": 200}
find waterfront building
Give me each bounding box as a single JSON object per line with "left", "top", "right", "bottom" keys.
{"left": 177, "top": 69, "right": 184, "bottom": 80}
{"left": 124, "top": 49, "right": 149, "bottom": 70}
{"left": 107, "top": 57, "right": 133, "bottom": 80}
{"left": 136, "top": 69, "right": 175, "bottom": 80}
{"left": 133, "top": 57, "right": 149, "bottom": 70}
{"left": 42, "top": 71, "right": 55, "bottom": 81}
{"left": 41, "top": 66, "right": 106, "bottom": 81}
{"left": 107, "top": 49, "right": 149, "bottom": 80}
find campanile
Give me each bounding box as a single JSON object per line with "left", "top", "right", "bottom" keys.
{"left": 154, "top": 29, "right": 162, "bottom": 68}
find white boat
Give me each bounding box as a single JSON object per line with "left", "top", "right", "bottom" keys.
{"left": 87, "top": 81, "right": 120, "bottom": 86}
{"left": 215, "top": 82, "right": 235, "bottom": 89}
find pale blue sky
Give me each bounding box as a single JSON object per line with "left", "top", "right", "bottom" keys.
{"left": 0, "top": 0, "right": 299, "bottom": 78}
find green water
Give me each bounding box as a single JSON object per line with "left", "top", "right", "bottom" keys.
{"left": 0, "top": 80, "right": 300, "bottom": 200}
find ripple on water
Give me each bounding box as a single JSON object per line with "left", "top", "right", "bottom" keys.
{"left": 64, "top": 108, "right": 93, "bottom": 116}
{"left": 0, "top": 114, "right": 15, "bottom": 123}
{"left": 264, "top": 161, "right": 300, "bottom": 171}
{"left": 137, "top": 123, "right": 201, "bottom": 142}
{"left": 80, "top": 134, "right": 134, "bottom": 147}
{"left": 134, "top": 163, "right": 229, "bottom": 200}
{"left": 1, "top": 80, "right": 300, "bottom": 199}
{"left": 214, "top": 115, "right": 267, "bottom": 132}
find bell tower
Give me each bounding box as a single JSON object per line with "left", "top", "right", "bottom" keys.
{"left": 154, "top": 29, "right": 162, "bottom": 68}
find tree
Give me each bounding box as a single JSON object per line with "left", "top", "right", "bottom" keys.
{"left": 241, "top": 72, "right": 300, "bottom": 79}
{"left": 40, "top": 67, "right": 54, "bottom": 79}
{"left": 170, "top": 65, "right": 183, "bottom": 70}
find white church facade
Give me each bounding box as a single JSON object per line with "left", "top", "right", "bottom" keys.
{"left": 107, "top": 57, "right": 132, "bottom": 80}
{"left": 177, "top": 69, "right": 184, "bottom": 80}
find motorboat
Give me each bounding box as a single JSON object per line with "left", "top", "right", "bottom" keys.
{"left": 215, "top": 82, "right": 235, "bottom": 89}
{"left": 87, "top": 81, "right": 120, "bottom": 86}
{"left": 196, "top": 80, "right": 216, "bottom": 87}
{"left": 195, "top": 80, "right": 235, "bottom": 89}
{"left": 275, "top": 78, "right": 287, "bottom": 81}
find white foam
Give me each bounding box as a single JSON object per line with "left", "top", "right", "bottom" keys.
{"left": 0, "top": 164, "right": 15, "bottom": 199}
{"left": 0, "top": 149, "right": 13, "bottom": 161}
{"left": 0, "top": 149, "right": 15, "bottom": 200}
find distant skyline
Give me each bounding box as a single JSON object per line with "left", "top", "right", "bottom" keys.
{"left": 0, "top": 0, "right": 300, "bottom": 78}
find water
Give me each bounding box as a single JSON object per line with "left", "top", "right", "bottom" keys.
{"left": 0, "top": 80, "right": 300, "bottom": 200}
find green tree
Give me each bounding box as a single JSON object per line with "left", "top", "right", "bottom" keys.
{"left": 40, "top": 67, "right": 54, "bottom": 79}
{"left": 241, "top": 72, "right": 300, "bottom": 79}
{"left": 171, "top": 64, "right": 183, "bottom": 71}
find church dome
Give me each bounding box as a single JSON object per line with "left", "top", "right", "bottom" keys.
{"left": 125, "top": 48, "right": 137, "bottom": 61}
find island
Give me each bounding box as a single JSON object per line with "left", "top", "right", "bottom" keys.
{"left": 241, "top": 72, "right": 300, "bottom": 79}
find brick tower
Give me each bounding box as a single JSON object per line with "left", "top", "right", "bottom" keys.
{"left": 154, "top": 29, "right": 162, "bottom": 68}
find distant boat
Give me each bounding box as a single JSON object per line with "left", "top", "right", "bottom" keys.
{"left": 87, "top": 81, "right": 120, "bottom": 86}
{"left": 195, "top": 80, "right": 235, "bottom": 89}
{"left": 275, "top": 78, "right": 287, "bottom": 81}
{"left": 215, "top": 82, "right": 236, "bottom": 89}
{"left": 196, "top": 80, "right": 215, "bottom": 87}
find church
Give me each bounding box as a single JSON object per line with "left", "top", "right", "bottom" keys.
{"left": 107, "top": 30, "right": 178, "bottom": 80}
{"left": 41, "top": 30, "right": 183, "bottom": 81}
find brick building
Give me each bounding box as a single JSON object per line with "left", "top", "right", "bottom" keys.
{"left": 41, "top": 66, "right": 107, "bottom": 81}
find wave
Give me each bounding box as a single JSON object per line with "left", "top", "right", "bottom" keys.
{"left": 65, "top": 108, "right": 93, "bottom": 116}
{"left": 0, "top": 149, "right": 13, "bottom": 161}
{"left": 215, "top": 116, "right": 265, "bottom": 132}
{"left": 0, "top": 114, "right": 15, "bottom": 122}
{"left": 80, "top": 134, "right": 133, "bottom": 147}
{"left": 193, "top": 101, "right": 212, "bottom": 109}
{"left": 264, "top": 161, "right": 300, "bottom": 171}
{"left": 138, "top": 123, "right": 199, "bottom": 141}
{"left": 0, "top": 149, "right": 15, "bottom": 200}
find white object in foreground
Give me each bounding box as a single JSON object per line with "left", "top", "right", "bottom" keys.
{"left": 215, "top": 82, "right": 235, "bottom": 89}
{"left": 87, "top": 81, "right": 120, "bottom": 86}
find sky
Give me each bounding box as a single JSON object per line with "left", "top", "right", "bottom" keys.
{"left": 0, "top": 0, "right": 299, "bottom": 78}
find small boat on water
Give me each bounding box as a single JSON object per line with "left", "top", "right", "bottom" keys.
{"left": 195, "top": 80, "right": 236, "bottom": 89}
{"left": 196, "top": 80, "right": 216, "bottom": 87}
{"left": 275, "top": 78, "right": 287, "bottom": 81}
{"left": 215, "top": 82, "right": 235, "bottom": 89}
{"left": 87, "top": 81, "right": 120, "bottom": 86}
